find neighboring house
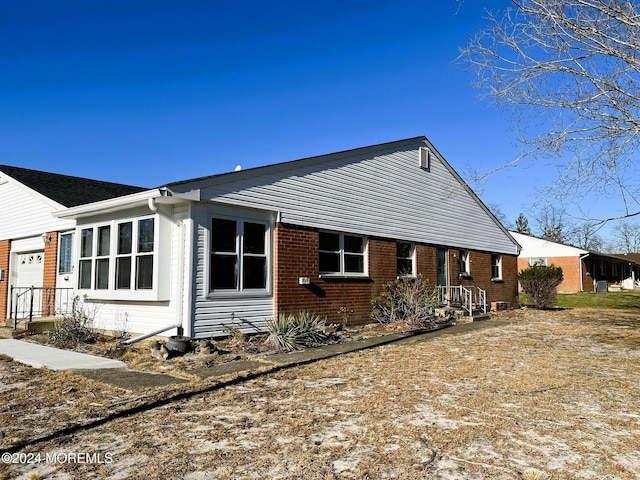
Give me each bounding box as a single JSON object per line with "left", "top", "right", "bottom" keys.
{"left": 510, "top": 231, "right": 640, "bottom": 292}
{"left": 0, "top": 165, "right": 145, "bottom": 325}
{"left": 3, "top": 137, "right": 521, "bottom": 338}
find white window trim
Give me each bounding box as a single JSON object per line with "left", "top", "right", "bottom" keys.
{"left": 491, "top": 254, "right": 503, "bottom": 281}
{"left": 396, "top": 241, "right": 416, "bottom": 277}
{"left": 57, "top": 232, "right": 74, "bottom": 275}
{"left": 529, "top": 257, "right": 548, "bottom": 267}
{"left": 460, "top": 250, "right": 471, "bottom": 276}
{"left": 207, "top": 213, "right": 272, "bottom": 297}
{"left": 75, "top": 214, "right": 169, "bottom": 301}
{"left": 319, "top": 231, "right": 368, "bottom": 278}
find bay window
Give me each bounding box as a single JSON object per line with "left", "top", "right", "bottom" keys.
{"left": 77, "top": 216, "right": 157, "bottom": 294}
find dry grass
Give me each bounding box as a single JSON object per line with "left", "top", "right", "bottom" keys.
{"left": 1, "top": 308, "right": 639, "bottom": 479}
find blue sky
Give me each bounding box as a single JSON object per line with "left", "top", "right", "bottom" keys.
{"left": 0, "top": 0, "right": 618, "bottom": 236}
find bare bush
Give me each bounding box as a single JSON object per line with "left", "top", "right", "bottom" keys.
{"left": 371, "top": 275, "right": 440, "bottom": 329}
{"left": 50, "top": 295, "right": 99, "bottom": 345}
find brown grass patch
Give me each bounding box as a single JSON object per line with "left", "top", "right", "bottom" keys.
{"left": 2, "top": 308, "right": 640, "bottom": 479}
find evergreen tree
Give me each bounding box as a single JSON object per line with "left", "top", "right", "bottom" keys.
{"left": 515, "top": 213, "right": 531, "bottom": 235}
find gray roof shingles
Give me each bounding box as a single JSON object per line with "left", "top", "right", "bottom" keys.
{"left": 0, "top": 164, "right": 147, "bottom": 208}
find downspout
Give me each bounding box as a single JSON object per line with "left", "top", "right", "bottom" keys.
{"left": 124, "top": 196, "right": 185, "bottom": 345}
{"left": 579, "top": 253, "right": 589, "bottom": 292}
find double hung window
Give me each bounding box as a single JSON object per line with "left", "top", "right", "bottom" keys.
{"left": 319, "top": 232, "right": 366, "bottom": 275}
{"left": 491, "top": 254, "right": 502, "bottom": 280}
{"left": 396, "top": 241, "right": 415, "bottom": 276}
{"left": 460, "top": 250, "right": 470, "bottom": 276}
{"left": 210, "top": 217, "right": 268, "bottom": 292}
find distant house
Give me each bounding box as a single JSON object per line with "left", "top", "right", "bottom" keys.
{"left": 510, "top": 231, "right": 640, "bottom": 292}
{"left": 2, "top": 137, "right": 521, "bottom": 338}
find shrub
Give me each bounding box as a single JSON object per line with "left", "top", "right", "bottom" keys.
{"left": 517, "top": 264, "right": 564, "bottom": 309}
{"left": 371, "top": 275, "right": 439, "bottom": 328}
{"left": 266, "top": 312, "right": 327, "bottom": 351}
{"left": 50, "top": 295, "right": 99, "bottom": 345}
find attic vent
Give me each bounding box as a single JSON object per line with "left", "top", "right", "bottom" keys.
{"left": 418, "top": 147, "right": 430, "bottom": 170}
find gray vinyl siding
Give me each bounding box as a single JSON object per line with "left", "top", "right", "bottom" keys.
{"left": 190, "top": 202, "right": 274, "bottom": 338}
{"left": 173, "top": 138, "right": 518, "bottom": 255}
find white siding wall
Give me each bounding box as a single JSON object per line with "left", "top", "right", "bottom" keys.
{"left": 0, "top": 178, "right": 74, "bottom": 240}
{"left": 83, "top": 204, "right": 190, "bottom": 337}
{"left": 175, "top": 139, "right": 518, "bottom": 255}
{"left": 509, "top": 231, "right": 587, "bottom": 258}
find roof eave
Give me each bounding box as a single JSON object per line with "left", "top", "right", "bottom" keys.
{"left": 53, "top": 188, "right": 200, "bottom": 219}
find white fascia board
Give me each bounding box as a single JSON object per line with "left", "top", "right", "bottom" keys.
{"left": 53, "top": 188, "right": 200, "bottom": 219}
{"left": 510, "top": 231, "right": 588, "bottom": 257}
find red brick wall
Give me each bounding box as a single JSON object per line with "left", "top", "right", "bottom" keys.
{"left": 274, "top": 223, "right": 519, "bottom": 323}
{"left": 0, "top": 240, "right": 10, "bottom": 324}
{"left": 42, "top": 233, "right": 59, "bottom": 316}
{"left": 415, "top": 244, "right": 437, "bottom": 284}
{"left": 274, "top": 223, "right": 379, "bottom": 325}
{"left": 43, "top": 232, "right": 58, "bottom": 289}
{"left": 455, "top": 249, "right": 518, "bottom": 307}
{"left": 517, "top": 256, "right": 589, "bottom": 293}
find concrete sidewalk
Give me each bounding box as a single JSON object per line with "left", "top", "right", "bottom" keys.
{"left": 0, "top": 339, "right": 125, "bottom": 370}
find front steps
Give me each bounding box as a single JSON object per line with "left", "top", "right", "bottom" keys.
{"left": 436, "top": 307, "right": 490, "bottom": 324}
{"left": 1, "top": 316, "right": 59, "bottom": 338}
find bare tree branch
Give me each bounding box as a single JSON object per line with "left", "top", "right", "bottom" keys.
{"left": 460, "top": 0, "right": 640, "bottom": 220}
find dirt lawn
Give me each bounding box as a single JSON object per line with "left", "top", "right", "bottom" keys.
{"left": 1, "top": 308, "right": 639, "bottom": 479}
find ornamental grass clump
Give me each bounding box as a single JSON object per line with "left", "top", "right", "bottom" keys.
{"left": 266, "top": 312, "right": 327, "bottom": 351}
{"left": 371, "top": 275, "right": 439, "bottom": 328}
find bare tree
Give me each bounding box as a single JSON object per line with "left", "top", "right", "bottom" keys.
{"left": 610, "top": 220, "right": 640, "bottom": 253}
{"left": 536, "top": 204, "right": 567, "bottom": 242}
{"left": 460, "top": 0, "right": 640, "bottom": 223}
{"left": 567, "top": 223, "right": 605, "bottom": 251}
{"left": 486, "top": 202, "right": 512, "bottom": 229}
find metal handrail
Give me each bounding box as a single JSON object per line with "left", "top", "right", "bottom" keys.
{"left": 436, "top": 285, "right": 486, "bottom": 316}
{"left": 9, "top": 286, "right": 74, "bottom": 331}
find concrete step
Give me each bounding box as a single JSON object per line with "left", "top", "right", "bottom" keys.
{"left": 5, "top": 317, "right": 58, "bottom": 335}
{"left": 0, "top": 326, "right": 27, "bottom": 339}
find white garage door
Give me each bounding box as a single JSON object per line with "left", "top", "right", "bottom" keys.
{"left": 15, "top": 251, "right": 44, "bottom": 288}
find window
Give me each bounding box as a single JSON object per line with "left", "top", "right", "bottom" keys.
{"left": 78, "top": 228, "right": 93, "bottom": 289}
{"left": 319, "top": 232, "right": 366, "bottom": 275}
{"left": 599, "top": 261, "right": 607, "bottom": 275}
{"left": 491, "top": 254, "right": 502, "bottom": 280}
{"left": 529, "top": 257, "right": 548, "bottom": 267}
{"left": 58, "top": 233, "right": 73, "bottom": 274}
{"left": 612, "top": 262, "right": 619, "bottom": 276}
{"left": 396, "top": 241, "right": 414, "bottom": 276}
{"left": 77, "top": 217, "right": 155, "bottom": 292}
{"left": 210, "top": 218, "right": 268, "bottom": 292}
{"left": 460, "top": 250, "right": 470, "bottom": 275}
